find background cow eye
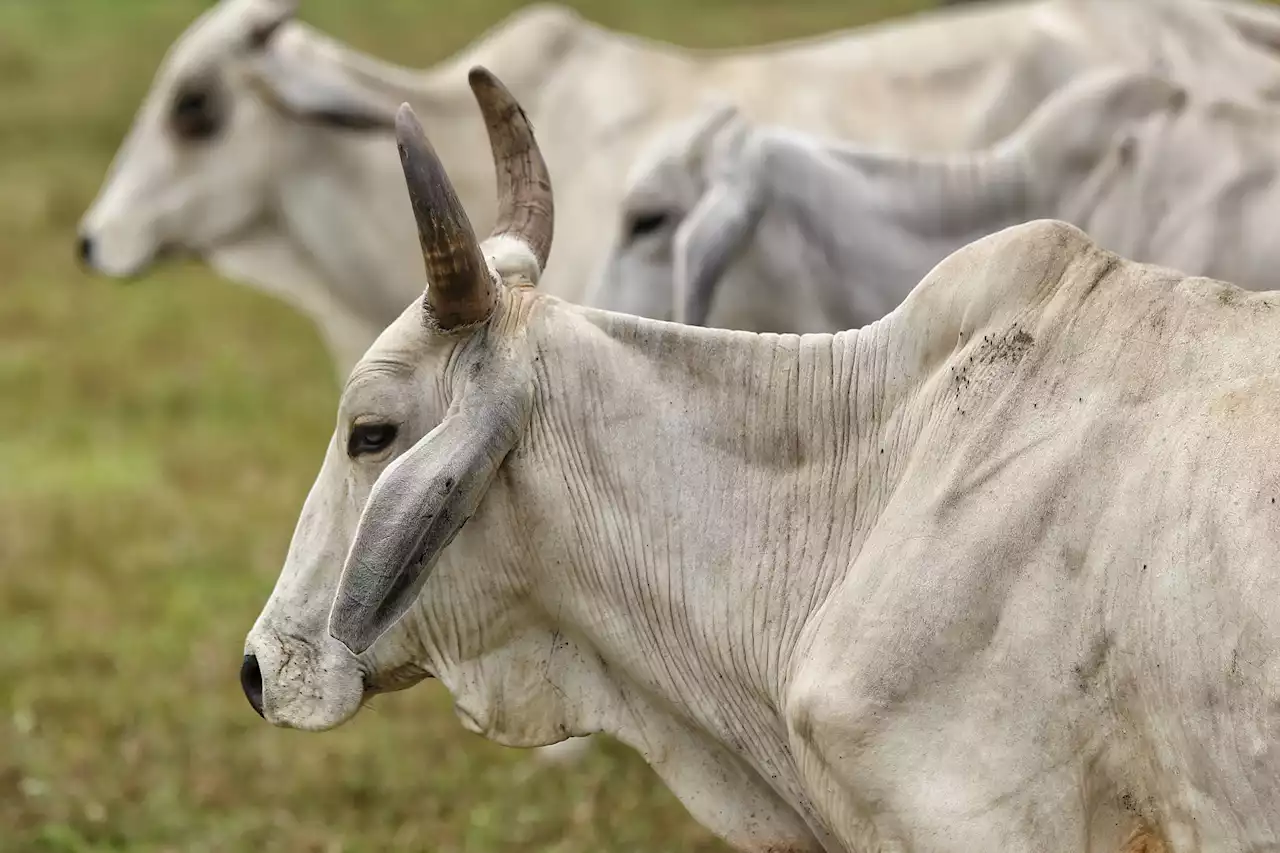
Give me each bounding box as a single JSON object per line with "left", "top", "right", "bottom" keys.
{"left": 626, "top": 211, "right": 669, "bottom": 241}
{"left": 347, "top": 423, "right": 398, "bottom": 457}
{"left": 170, "top": 82, "right": 222, "bottom": 141}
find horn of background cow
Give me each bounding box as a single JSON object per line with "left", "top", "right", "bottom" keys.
{"left": 468, "top": 66, "right": 554, "bottom": 273}
{"left": 673, "top": 179, "right": 763, "bottom": 327}
{"left": 395, "top": 104, "right": 495, "bottom": 329}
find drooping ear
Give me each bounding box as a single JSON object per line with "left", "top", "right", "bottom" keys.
{"left": 673, "top": 131, "right": 765, "bottom": 327}
{"left": 245, "top": 35, "right": 398, "bottom": 131}
{"left": 673, "top": 184, "right": 763, "bottom": 326}
{"left": 328, "top": 366, "right": 531, "bottom": 655}
{"left": 244, "top": 0, "right": 298, "bottom": 51}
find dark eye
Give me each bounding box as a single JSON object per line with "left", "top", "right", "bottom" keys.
{"left": 170, "top": 82, "right": 222, "bottom": 141}
{"left": 626, "top": 211, "right": 669, "bottom": 241}
{"left": 347, "top": 423, "right": 398, "bottom": 458}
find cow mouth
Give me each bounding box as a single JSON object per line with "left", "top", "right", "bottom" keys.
{"left": 93, "top": 242, "right": 179, "bottom": 283}
{"left": 361, "top": 662, "right": 435, "bottom": 699}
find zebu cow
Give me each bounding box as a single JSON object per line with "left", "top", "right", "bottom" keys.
{"left": 594, "top": 65, "right": 1280, "bottom": 333}
{"left": 78, "top": 0, "right": 1280, "bottom": 376}
{"left": 244, "top": 68, "right": 1280, "bottom": 853}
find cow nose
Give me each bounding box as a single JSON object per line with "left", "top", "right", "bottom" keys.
{"left": 240, "top": 654, "right": 265, "bottom": 719}
{"left": 76, "top": 234, "right": 94, "bottom": 267}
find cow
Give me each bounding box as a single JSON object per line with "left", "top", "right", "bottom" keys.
{"left": 77, "top": 0, "right": 1280, "bottom": 377}
{"left": 592, "top": 64, "right": 1280, "bottom": 334}
{"left": 243, "top": 67, "right": 1280, "bottom": 853}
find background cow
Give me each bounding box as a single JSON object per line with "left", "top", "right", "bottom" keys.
{"left": 592, "top": 66, "right": 1280, "bottom": 334}
{"left": 79, "top": 0, "right": 1280, "bottom": 376}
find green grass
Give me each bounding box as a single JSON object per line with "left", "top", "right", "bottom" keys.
{"left": 0, "top": 0, "right": 946, "bottom": 850}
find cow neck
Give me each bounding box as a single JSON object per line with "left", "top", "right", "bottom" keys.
{"left": 744, "top": 136, "right": 1023, "bottom": 331}
{"left": 294, "top": 5, "right": 587, "bottom": 116}
{"left": 851, "top": 144, "right": 1033, "bottom": 258}
{"left": 514, "top": 301, "right": 910, "bottom": 736}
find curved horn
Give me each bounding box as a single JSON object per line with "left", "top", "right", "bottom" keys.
{"left": 467, "top": 66, "right": 554, "bottom": 274}
{"left": 395, "top": 104, "right": 495, "bottom": 329}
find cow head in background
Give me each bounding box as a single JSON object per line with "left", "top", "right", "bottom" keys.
{"left": 77, "top": 0, "right": 395, "bottom": 278}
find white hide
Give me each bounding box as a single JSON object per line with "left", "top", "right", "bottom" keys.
{"left": 595, "top": 63, "right": 1280, "bottom": 335}
{"left": 81, "top": 0, "right": 1280, "bottom": 376}
{"left": 593, "top": 0, "right": 1280, "bottom": 331}
{"left": 247, "top": 206, "right": 1280, "bottom": 851}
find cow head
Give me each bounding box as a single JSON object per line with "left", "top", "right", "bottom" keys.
{"left": 590, "top": 102, "right": 768, "bottom": 327}
{"left": 77, "top": 0, "right": 396, "bottom": 278}
{"left": 242, "top": 67, "right": 563, "bottom": 737}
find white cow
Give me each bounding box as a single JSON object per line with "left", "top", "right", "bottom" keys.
{"left": 78, "top": 0, "right": 1280, "bottom": 377}
{"left": 244, "top": 68, "right": 1280, "bottom": 853}
{"left": 594, "top": 66, "right": 1280, "bottom": 333}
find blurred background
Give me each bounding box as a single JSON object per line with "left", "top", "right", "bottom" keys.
{"left": 0, "top": 0, "right": 954, "bottom": 850}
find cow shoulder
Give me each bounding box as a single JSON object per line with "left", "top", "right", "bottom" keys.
{"left": 889, "top": 219, "right": 1110, "bottom": 380}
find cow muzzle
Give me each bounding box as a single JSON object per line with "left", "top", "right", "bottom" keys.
{"left": 242, "top": 627, "right": 365, "bottom": 731}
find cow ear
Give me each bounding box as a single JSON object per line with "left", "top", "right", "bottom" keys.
{"left": 246, "top": 41, "right": 398, "bottom": 131}
{"left": 673, "top": 169, "right": 764, "bottom": 327}
{"left": 244, "top": 0, "right": 298, "bottom": 51}
{"left": 328, "top": 369, "right": 530, "bottom": 655}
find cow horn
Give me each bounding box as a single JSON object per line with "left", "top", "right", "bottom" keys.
{"left": 395, "top": 104, "right": 495, "bottom": 330}
{"left": 468, "top": 66, "right": 554, "bottom": 274}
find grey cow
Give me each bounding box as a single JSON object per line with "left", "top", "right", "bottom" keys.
{"left": 80, "top": 0, "right": 1280, "bottom": 376}
{"left": 592, "top": 64, "right": 1280, "bottom": 333}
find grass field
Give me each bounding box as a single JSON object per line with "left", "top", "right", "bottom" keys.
{"left": 0, "top": 0, "right": 974, "bottom": 850}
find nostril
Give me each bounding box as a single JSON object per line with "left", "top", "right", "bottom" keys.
{"left": 240, "top": 654, "right": 265, "bottom": 719}
{"left": 76, "top": 235, "right": 94, "bottom": 267}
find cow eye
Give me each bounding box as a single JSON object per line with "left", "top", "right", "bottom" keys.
{"left": 626, "top": 211, "right": 669, "bottom": 241}
{"left": 348, "top": 423, "right": 399, "bottom": 458}
{"left": 171, "top": 81, "right": 222, "bottom": 141}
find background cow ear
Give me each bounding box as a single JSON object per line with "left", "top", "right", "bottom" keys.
{"left": 673, "top": 181, "right": 762, "bottom": 326}
{"left": 245, "top": 31, "right": 397, "bottom": 131}
{"left": 244, "top": 0, "right": 298, "bottom": 51}
{"left": 673, "top": 128, "right": 765, "bottom": 327}
{"left": 247, "top": 17, "right": 287, "bottom": 51}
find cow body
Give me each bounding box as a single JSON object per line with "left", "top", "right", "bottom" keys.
{"left": 595, "top": 63, "right": 1280, "bottom": 334}
{"left": 242, "top": 69, "right": 1280, "bottom": 850}
{"left": 80, "top": 0, "right": 1280, "bottom": 375}
{"left": 251, "top": 214, "right": 1280, "bottom": 852}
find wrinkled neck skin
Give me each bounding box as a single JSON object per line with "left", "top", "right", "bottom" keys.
{"left": 725, "top": 135, "right": 1032, "bottom": 333}
{"left": 371, "top": 295, "right": 931, "bottom": 850}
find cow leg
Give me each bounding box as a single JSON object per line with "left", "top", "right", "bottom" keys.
{"left": 1120, "top": 825, "right": 1166, "bottom": 853}
{"left": 610, "top": 696, "right": 829, "bottom": 852}
{"left": 782, "top": 559, "right": 1129, "bottom": 853}
{"left": 783, "top": 660, "right": 1127, "bottom": 853}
